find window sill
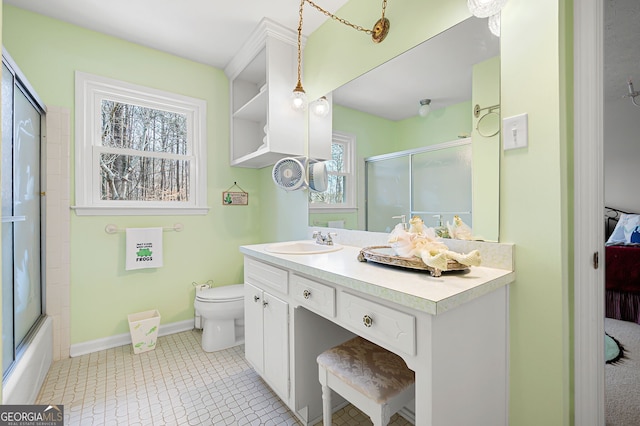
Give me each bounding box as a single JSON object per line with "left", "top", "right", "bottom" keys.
{"left": 71, "top": 206, "right": 210, "bottom": 216}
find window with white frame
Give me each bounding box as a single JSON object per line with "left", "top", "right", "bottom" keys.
{"left": 309, "top": 131, "right": 356, "bottom": 211}
{"left": 74, "top": 72, "right": 208, "bottom": 215}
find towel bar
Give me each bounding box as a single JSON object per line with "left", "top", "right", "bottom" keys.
{"left": 104, "top": 223, "right": 184, "bottom": 234}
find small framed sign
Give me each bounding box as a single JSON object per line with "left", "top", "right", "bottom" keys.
{"left": 222, "top": 183, "right": 248, "bottom": 205}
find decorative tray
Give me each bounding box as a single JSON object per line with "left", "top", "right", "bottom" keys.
{"left": 357, "top": 245, "right": 468, "bottom": 277}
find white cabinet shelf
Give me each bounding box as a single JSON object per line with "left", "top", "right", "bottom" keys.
{"left": 233, "top": 88, "right": 268, "bottom": 122}
{"left": 225, "top": 18, "right": 305, "bottom": 168}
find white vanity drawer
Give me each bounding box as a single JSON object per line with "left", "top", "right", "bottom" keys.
{"left": 244, "top": 257, "right": 288, "bottom": 295}
{"left": 338, "top": 292, "right": 416, "bottom": 356}
{"left": 291, "top": 274, "right": 336, "bottom": 317}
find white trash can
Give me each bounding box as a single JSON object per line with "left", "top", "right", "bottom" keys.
{"left": 127, "top": 310, "right": 161, "bottom": 354}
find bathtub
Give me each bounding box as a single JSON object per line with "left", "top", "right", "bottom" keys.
{"left": 2, "top": 316, "right": 53, "bottom": 404}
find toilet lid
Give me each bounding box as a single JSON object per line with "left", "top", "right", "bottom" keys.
{"left": 196, "top": 284, "right": 244, "bottom": 302}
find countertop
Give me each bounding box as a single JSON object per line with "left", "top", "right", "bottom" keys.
{"left": 240, "top": 242, "right": 515, "bottom": 315}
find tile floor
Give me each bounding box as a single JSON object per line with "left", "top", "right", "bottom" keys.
{"left": 36, "top": 329, "right": 412, "bottom": 425}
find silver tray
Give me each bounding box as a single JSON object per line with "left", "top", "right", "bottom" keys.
{"left": 357, "top": 245, "right": 468, "bottom": 277}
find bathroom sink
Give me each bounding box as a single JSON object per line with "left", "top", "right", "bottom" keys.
{"left": 264, "top": 240, "right": 343, "bottom": 255}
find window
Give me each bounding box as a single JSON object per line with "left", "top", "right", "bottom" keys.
{"left": 309, "top": 131, "right": 356, "bottom": 211}
{"left": 74, "top": 72, "right": 208, "bottom": 215}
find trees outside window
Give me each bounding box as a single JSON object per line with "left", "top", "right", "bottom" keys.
{"left": 75, "top": 72, "right": 208, "bottom": 215}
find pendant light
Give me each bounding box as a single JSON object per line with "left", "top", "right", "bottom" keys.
{"left": 292, "top": 0, "right": 390, "bottom": 111}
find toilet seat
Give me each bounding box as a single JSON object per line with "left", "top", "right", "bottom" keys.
{"left": 196, "top": 284, "right": 244, "bottom": 303}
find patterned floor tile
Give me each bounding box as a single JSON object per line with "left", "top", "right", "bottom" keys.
{"left": 36, "top": 330, "right": 411, "bottom": 425}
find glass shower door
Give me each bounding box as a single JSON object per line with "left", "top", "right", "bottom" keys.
{"left": 2, "top": 60, "right": 43, "bottom": 375}
{"left": 365, "top": 155, "right": 410, "bottom": 232}
{"left": 411, "top": 143, "right": 472, "bottom": 228}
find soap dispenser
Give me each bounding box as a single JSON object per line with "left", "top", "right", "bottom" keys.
{"left": 392, "top": 215, "right": 408, "bottom": 231}
{"left": 433, "top": 214, "right": 450, "bottom": 238}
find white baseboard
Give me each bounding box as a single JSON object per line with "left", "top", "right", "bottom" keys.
{"left": 70, "top": 319, "right": 194, "bottom": 357}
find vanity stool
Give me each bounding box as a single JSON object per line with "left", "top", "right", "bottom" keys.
{"left": 317, "top": 336, "right": 415, "bottom": 426}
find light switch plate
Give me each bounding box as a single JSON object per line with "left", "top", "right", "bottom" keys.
{"left": 503, "top": 113, "right": 528, "bottom": 150}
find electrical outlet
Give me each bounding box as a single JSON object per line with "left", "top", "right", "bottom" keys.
{"left": 503, "top": 113, "right": 528, "bottom": 150}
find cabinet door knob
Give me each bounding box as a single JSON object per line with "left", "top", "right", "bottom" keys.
{"left": 253, "top": 295, "right": 261, "bottom": 303}
{"left": 263, "top": 300, "right": 269, "bottom": 307}
{"left": 363, "top": 315, "right": 373, "bottom": 328}
{"left": 303, "top": 289, "right": 311, "bottom": 299}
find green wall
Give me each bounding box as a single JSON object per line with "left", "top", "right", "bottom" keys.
{"left": 304, "top": 0, "right": 572, "bottom": 425}
{"left": 2, "top": 5, "right": 264, "bottom": 343}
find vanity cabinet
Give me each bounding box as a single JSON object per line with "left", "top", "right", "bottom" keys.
{"left": 244, "top": 260, "right": 289, "bottom": 402}
{"left": 224, "top": 18, "right": 305, "bottom": 168}
{"left": 241, "top": 243, "right": 513, "bottom": 426}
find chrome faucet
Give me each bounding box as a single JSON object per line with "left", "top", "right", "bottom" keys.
{"left": 312, "top": 231, "right": 337, "bottom": 245}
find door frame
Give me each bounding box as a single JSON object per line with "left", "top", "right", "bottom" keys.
{"left": 574, "top": 0, "right": 605, "bottom": 424}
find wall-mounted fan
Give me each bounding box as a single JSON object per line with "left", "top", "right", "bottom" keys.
{"left": 307, "top": 160, "right": 328, "bottom": 192}
{"left": 272, "top": 157, "right": 329, "bottom": 192}
{"left": 272, "top": 157, "right": 306, "bottom": 191}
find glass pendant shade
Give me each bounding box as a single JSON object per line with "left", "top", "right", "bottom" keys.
{"left": 467, "top": 0, "right": 508, "bottom": 18}
{"left": 312, "top": 96, "right": 330, "bottom": 117}
{"left": 488, "top": 13, "right": 501, "bottom": 37}
{"left": 291, "top": 85, "right": 307, "bottom": 111}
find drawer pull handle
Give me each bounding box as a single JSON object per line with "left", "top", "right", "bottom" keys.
{"left": 303, "top": 289, "right": 312, "bottom": 299}
{"left": 253, "top": 295, "right": 260, "bottom": 303}
{"left": 363, "top": 315, "right": 373, "bottom": 328}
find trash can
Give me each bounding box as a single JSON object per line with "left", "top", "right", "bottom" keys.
{"left": 127, "top": 310, "right": 161, "bottom": 354}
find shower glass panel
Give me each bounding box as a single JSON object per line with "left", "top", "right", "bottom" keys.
{"left": 365, "top": 139, "right": 472, "bottom": 233}
{"left": 2, "top": 57, "right": 44, "bottom": 376}
{"left": 411, "top": 144, "right": 472, "bottom": 228}
{"left": 365, "top": 155, "right": 410, "bottom": 232}
{"left": 13, "top": 87, "right": 42, "bottom": 346}
{"left": 1, "top": 62, "right": 15, "bottom": 374}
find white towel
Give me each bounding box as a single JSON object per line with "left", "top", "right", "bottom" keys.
{"left": 125, "top": 228, "right": 163, "bottom": 271}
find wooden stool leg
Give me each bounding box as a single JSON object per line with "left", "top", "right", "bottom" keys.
{"left": 321, "top": 384, "right": 332, "bottom": 426}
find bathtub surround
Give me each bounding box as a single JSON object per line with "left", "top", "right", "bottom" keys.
{"left": 44, "top": 105, "right": 72, "bottom": 361}
{"left": 2, "top": 317, "right": 53, "bottom": 404}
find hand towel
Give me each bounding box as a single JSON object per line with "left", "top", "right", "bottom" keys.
{"left": 125, "top": 228, "right": 163, "bottom": 271}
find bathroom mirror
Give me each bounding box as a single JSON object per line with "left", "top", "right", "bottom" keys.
{"left": 308, "top": 16, "right": 501, "bottom": 241}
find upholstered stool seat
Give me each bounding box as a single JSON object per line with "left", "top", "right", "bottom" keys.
{"left": 317, "top": 336, "right": 415, "bottom": 426}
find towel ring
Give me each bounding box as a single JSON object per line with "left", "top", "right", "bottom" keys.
{"left": 474, "top": 103, "right": 501, "bottom": 138}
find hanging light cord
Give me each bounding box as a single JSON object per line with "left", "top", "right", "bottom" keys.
{"left": 295, "top": 0, "right": 305, "bottom": 92}
{"left": 294, "top": 0, "right": 390, "bottom": 104}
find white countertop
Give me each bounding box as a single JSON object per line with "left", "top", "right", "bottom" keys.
{"left": 240, "top": 242, "right": 514, "bottom": 315}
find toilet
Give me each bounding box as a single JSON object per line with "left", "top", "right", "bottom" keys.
{"left": 194, "top": 284, "right": 245, "bottom": 352}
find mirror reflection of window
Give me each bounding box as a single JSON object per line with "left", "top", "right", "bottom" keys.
{"left": 309, "top": 132, "right": 356, "bottom": 210}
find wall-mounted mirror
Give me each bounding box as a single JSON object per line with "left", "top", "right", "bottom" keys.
{"left": 308, "top": 16, "right": 501, "bottom": 242}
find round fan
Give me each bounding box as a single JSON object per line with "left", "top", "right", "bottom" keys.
{"left": 308, "top": 160, "right": 328, "bottom": 192}
{"left": 272, "top": 157, "right": 306, "bottom": 191}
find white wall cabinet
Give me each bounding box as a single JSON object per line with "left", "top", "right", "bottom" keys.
{"left": 225, "top": 18, "right": 305, "bottom": 168}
